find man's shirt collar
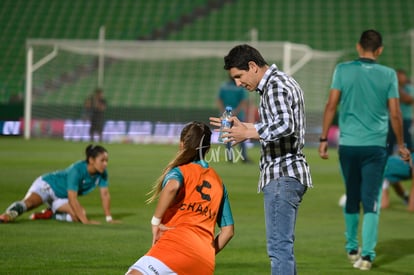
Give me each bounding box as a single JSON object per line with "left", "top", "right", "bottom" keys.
{"left": 256, "top": 64, "right": 277, "bottom": 94}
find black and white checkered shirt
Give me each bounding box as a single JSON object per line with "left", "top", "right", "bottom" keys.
{"left": 254, "top": 64, "right": 312, "bottom": 192}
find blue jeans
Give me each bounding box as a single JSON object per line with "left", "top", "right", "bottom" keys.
{"left": 263, "top": 177, "right": 307, "bottom": 275}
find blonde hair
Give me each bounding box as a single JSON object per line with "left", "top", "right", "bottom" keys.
{"left": 146, "top": 121, "right": 212, "bottom": 203}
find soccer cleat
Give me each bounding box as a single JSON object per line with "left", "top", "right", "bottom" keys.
{"left": 353, "top": 256, "right": 372, "bottom": 271}
{"left": 30, "top": 208, "right": 53, "bottom": 220}
{"left": 347, "top": 248, "right": 361, "bottom": 263}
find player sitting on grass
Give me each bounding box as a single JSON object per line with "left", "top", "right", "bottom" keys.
{"left": 0, "top": 144, "right": 119, "bottom": 224}
{"left": 381, "top": 153, "right": 414, "bottom": 211}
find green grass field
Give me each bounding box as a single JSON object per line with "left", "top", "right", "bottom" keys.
{"left": 0, "top": 138, "right": 413, "bottom": 275}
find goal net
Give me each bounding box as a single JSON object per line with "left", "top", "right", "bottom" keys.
{"left": 25, "top": 39, "right": 343, "bottom": 144}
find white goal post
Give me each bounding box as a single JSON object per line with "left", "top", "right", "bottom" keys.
{"left": 24, "top": 35, "right": 343, "bottom": 141}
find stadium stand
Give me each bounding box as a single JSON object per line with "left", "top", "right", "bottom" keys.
{"left": 0, "top": 0, "right": 413, "bottom": 133}
{"left": 0, "top": 0, "right": 210, "bottom": 102}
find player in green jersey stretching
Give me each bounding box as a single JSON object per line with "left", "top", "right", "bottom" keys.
{"left": 0, "top": 144, "right": 119, "bottom": 224}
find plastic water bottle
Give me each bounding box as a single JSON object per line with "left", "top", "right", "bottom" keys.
{"left": 218, "top": 106, "right": 233, "bottom": 143}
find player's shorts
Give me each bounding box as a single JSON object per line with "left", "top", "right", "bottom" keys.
{"left": 383, "top": 156, "right": 411, "bottom": 183}
{"left": 25, "top": 177, "right": 68, "bottom": 212}
{"left": 126, "top": 255, "right": 177, "bottom": 275}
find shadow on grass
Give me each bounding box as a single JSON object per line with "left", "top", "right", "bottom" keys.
{"left": 88, "top": 212, "right": 136, "bottom": 220}
{"left": 6, "top": 212, "right": 137, "bottom": 224}
{"left": 216, "top": 262, "right": 269, "bottom": 275}
{"left": 375, "top": 238, "right": 414, "bottom": 274}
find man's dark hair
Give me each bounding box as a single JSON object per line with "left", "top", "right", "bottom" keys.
{"left": 224, "top": 44, "right": 268, "bottom": 71}
{"left": 359, "top": 30, "right": 383, "bottom": 52}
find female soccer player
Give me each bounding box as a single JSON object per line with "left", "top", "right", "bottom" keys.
{"left": 126, "top": 121, "right": 234, "bottom": 275}
{"left": 381, "top": 153, "right": 414, "bottom": 211}
{"left": 0, "top": 144, "right": 118, "bottom": 224}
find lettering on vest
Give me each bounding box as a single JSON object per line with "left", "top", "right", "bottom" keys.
{"left": 176, "top": 179, "right": 217, "bottom": 220}
{"left": 196, "top": 180, "right": 211, "bottom": 201}
{"left": 179, "top": 202, "right": 217, "bottom": 220}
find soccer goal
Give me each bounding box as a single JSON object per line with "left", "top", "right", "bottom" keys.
{"left": 24, "top": 35, "right": 343, "bottom": 143}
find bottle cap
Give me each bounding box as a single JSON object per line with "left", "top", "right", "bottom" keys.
{"left": 225, "top": 106, "right": 233, "bottom": 112}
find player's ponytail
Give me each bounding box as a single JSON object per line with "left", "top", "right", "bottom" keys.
{"left": 146, "top": 121, "right": 211, "bottom": 203}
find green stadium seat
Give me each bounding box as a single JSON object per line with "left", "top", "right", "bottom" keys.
{"left": 0, "top": 0, "right": 413, "bottom": 118}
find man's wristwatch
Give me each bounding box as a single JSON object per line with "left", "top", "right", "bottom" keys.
{"left": 319, "top": 137, "right": 328, "bottom": 142}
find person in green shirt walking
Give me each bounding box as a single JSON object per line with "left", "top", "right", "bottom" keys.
{"left": 318, "top": 29, "right": 410, "bottom": 271}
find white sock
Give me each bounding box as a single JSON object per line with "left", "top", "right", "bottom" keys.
{"left": 382, "top": 179, "right": 390, "bottom": 189}
{"left": 54, "top": 213, "right": 73, "bottom": 222}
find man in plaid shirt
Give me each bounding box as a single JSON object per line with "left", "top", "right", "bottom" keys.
{"left": 210, "top": 44, "right": 312, "bottom": 275}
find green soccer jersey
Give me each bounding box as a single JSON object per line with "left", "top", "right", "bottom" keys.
{"left": 42, "top": 160, "right": 108, "bottom": 198}
{"left": 218, "top": 80, "right": 249, "bottom": 121}
{"left": 331, "top": 58, "right": 399, "bottom": 146}
{"left": 400, "top": 84, "right": 414, "bottom": 120}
